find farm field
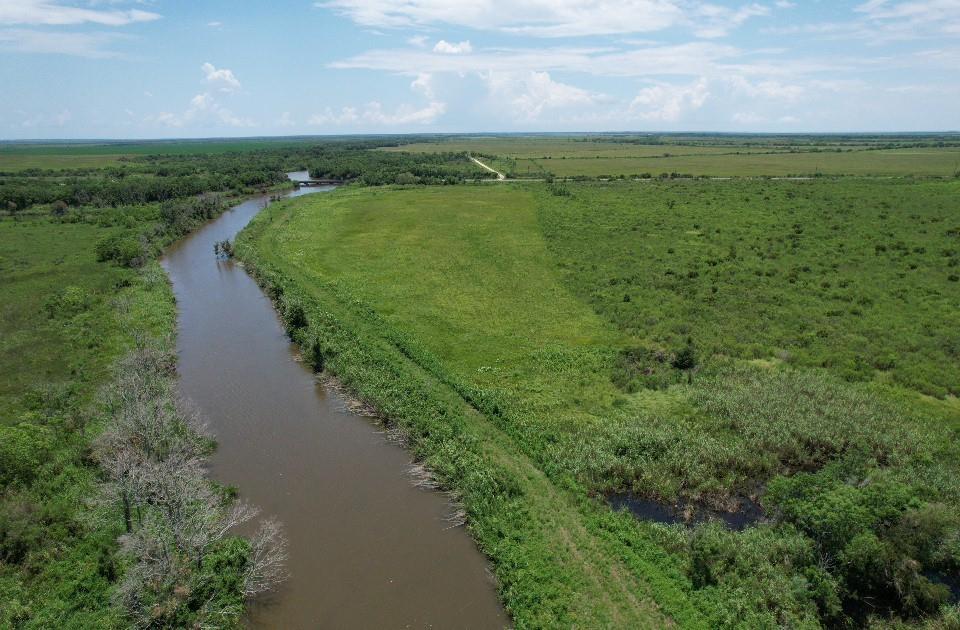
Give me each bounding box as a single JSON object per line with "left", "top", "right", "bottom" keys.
{"left": 0, "top": 137, "right": 331, "bottom": 172}
{"left": 385, "top": 139, "right": 795, "bottom": 158}
{"left": 238, "top": 180, "right": 960, "bottom": 627}
{"left": 517, "top": 147, "right": 960, "bottom": 177}
{"left": 387, "top": 136, "right": 960, "bottom": 177}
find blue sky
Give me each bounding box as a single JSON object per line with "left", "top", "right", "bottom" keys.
{"left": 1, "top": 0, "right": 958, "bottom": 138}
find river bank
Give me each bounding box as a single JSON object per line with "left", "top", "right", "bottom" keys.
{"left": 162, "top": 179, "right": 507, "bottom": 628}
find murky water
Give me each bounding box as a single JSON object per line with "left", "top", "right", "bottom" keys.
{"left": 162, "top": 178, "right": 507, "bottom": 628}
{"left": 609, "top": 493, "right": 764, "bottom": 531}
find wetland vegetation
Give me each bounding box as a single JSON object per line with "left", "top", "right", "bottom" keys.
{"left": 238, "top": 134, "right": 960, "bottom": 628}
{"left": 3, "top": 133, "right": 959, "bottom": 628}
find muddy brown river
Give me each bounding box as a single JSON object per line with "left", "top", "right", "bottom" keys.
{"left": 162, "top": 176, "right": 507, "bottom": 628}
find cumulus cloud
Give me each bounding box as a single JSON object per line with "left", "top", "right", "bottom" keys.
{"left": 433, "top": 39, "right": 471, "bottom": 54}
{"left": 202, "top": 62, "right": 241, "bottom": 92}
{"left": 410, "top": 72, "right": 435, "bottom": 98}
{"left": 483, "top": 71, "right": 599, "bottom": 119}
{"left": 630, "top": 77, "right": 710, "bottom": 121}
{"left": 149, "top": 92, "right": 255, "bottom": 128}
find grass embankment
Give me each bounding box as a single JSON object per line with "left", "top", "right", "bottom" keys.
{"left": 237, "top": 185, "right": 704, "bottom": 628}
{"left": 239, "top": 181, "right": 960, "bottom": 627}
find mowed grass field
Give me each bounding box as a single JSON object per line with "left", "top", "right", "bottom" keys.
{"left": 241, "top": 180, "right": 960, "bottom": 626}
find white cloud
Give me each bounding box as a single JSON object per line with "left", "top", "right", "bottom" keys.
{"left": 407, "top": 34, "right": 428, "bottom": 47}
{"left": 19, "top": 107, "right": 72, "bottom": 128}
{"left": 630, "top": 77, "right": 709, "bottom": 121}
{"left": 207, "top": 21, "right": 223, "bottom": 28}
{"left": 149, "top": 92, "right": 255, "bottom": 128}
{"left": 483, "top": 71, "right": 599, "bottom": 119}
{"left": 691, "top": 3, "right": 769, "bottom": 38}
{"left": 331, "top": 41, "right": 738, "bottom": 78}
{"left": 410, "top": 72, "right": 435, "bottom": 98}
{"left": 201, "top": 61, "right": 241, "bottom": 92}
{"left": 308, "top": 107, "right": 359, "bottom": 126}
{"left": 0, "top": 28, "right": 125, "bottom": 57}
{"left": 856, "top": 0, "right": 960, "bottom": 37}
{"left": 309, "top": 100, "right": 446, "bottom": 126}
{"left": 732, "top": 111, "right": 765, "bottom": 124}
{"left": 727, "top": 75, "right": 804, "bottom": 101}
{"left": 0, "top": 1, "right": 160, "bottom": 26}
{"left": 765, "top": 1, "right": 960, "bottom": 42}
{"left": 276, "top": 111, "right": 295, "bottom": 126}
{"left": 318, "top": 0, "right": 768, "bottom": 38}
{"left": 433, "top": 39, "right": 471, "bottom": 54}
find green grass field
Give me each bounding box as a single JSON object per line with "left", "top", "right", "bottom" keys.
{"left": 240, "top": 180, "right": 960, "bottom": 627}
{"left": 385, "top": 139, "right": 790, "bottom": 158}
{"left": 386, "top": 137, "right": 960, "bottom": 177}
{"left": 0, "top": 137, "right": 317, "bottom": 172}
{"left": 0, "top": 154, "right": 131, "bottom": 171}
{"left": 520, "top": 148, "right": 960, "bottom": 177}
{"left": 0, "top": 217, "right": 172, "bottom": 420}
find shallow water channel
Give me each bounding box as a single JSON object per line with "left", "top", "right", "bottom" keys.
{"left": 161, "top": 175, "right": 507, "bottom": 628}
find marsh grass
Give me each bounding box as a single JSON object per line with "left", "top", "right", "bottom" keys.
{"left": 239, "top": 180, "right": 960, "bottom": 626}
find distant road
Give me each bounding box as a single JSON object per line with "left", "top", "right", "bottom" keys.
{"left": 469, "top": 155, "right": 506, "bottom": 180}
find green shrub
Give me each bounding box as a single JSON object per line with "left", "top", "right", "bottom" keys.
{"left": 43, "top": 285, "right": 93, "bottom": 318}
{"left": 94, "top": 233, "right": 145, "bottom": 267}
{"left": 0, "top": 423, "right": 54, "bottom": 486}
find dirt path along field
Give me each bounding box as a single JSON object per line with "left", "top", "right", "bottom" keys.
{"left": 470, "top": 155, "right": 506, "bottom": 180}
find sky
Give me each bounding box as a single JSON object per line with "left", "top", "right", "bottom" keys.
{"left": 1, "top": 0, "right": 958, "bottom": 139}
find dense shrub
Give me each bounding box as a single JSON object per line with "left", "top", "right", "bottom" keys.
{"left": 95, "top": 233, "right": 145, "bottom": 267}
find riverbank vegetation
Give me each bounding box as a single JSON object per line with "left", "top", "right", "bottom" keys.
{"left": 238, "top": 178, "right": 960, "bottom": 628}
{"left": 0, "top": 146, "right": 298, "bottom": 626}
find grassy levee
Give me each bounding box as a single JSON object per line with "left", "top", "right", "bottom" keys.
{"left": 235, "top": 185, "right": 708, "bottom": 628}
{"left": 237, "top": 181, "right": 960, "bottom": 627}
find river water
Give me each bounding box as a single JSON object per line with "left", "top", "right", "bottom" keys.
{"left": 161, "top": 176, "right": 507, "bottom": 628}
